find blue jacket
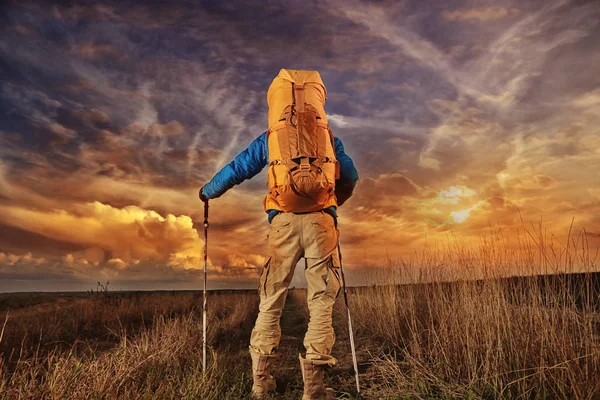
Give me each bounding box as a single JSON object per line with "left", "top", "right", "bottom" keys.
{"left": 202, "top": 132, "right": 358, "bottom": 222}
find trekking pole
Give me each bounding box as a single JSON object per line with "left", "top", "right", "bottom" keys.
{"left": 337, "top": 231, "right": 361, "bottom": 396}
{"left": 202, "top": 199, "right": 209, "bottom": 375}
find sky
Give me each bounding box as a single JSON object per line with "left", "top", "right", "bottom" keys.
{"left": 0, "top": 0, "right": 599, "bottom": 292}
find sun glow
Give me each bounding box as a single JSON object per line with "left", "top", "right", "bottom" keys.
{"left": 450, "top": 208, "right": 471, "bottom": 223}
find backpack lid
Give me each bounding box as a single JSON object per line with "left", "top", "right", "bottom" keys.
{"left": 267, "top": 69, "right": 327, "bottom": 129}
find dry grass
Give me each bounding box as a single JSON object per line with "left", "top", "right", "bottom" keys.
{"left": 350, "top": 221, "right": 599, "bottom": 399}
{"left": 0, "top": 292, "right": 258, "bottom": 399}
{"left": 0, "top": 219, "right": 598, "bottom": 399}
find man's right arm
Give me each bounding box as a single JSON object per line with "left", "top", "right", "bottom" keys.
{"left": 202, "top": 133, "right": 267, "bottom": 199}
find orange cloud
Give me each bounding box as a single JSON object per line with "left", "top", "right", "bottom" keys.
{"left": 442, "top": 8, "right": 520, "bottom": 22}
{"left": 148, "top": 120, "right": 186, "bottom": 137}
{"left": 0, "top": 202, "right": 203, "bottom": 269}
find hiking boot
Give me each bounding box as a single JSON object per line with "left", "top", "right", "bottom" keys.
{"left": 249, "top": 346, "right": 278, "bottom": 398}
{"left": 299, "top": 355, "right": 336, "bottom": 400}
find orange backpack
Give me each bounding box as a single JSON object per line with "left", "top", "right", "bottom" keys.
{"left": 264, "top": 69, "right": 339, "bottom": 213}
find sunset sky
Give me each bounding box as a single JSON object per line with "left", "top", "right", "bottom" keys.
{"left": 1, "top": 0, "right": 599, "bottom": 292}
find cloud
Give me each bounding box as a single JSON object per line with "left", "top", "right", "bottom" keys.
{"left": 71, "top": 108, "right": 110, "bottom": 124}
{"left": 0, "top": 202, "right": 203, "bottom": 268}
{"left": 442, "top": 8, "right": 520, "bottom": 22}
{"left": 361, "top": 173, "right": 423, "bottom": 198}
{"left": 148, "top": 120, "right": 185, "bottom": 137}
{"left": 0, "top": 83, "right": 62, "bottom": 124}
{"left": 0, "top": 200, "right": 265, "bottom": 289}
{"left": 70, "top": 43, "right": 122, "bottom": 59}
{"left": 332, "top": 0, "right": 471, "bottom": 95}
{"left": 328, "top": 113, "right": 425, "bottom": 138}
{"left": 227, "top": 253, "right": 267, "bottom": 270}
{"left": 572, "top": 89, "right": 600, "bottom": 112}
{"left": 334, "top": 0, "right": 597, "bottom": 117}
{"left": 439, "top": 186, "right": 477, "bottom": 204}
{"left": 418, "top": 100, "right": 508, "bottom": 172}
{"left": 1, "top": 0, "right": 600, "bottom": 289}
{"left": 351, "top": 173, "right": 421, "bottom": 206}
{"left": 51, "top": 3, "right": 184, "bottom": 29}
{"left": 466, "top": 0, "right": 595, "bottom": 112}
{"left": 0, "top": 252, "right": 46, "bottom": 266}
{"left": 51, "top": 4, "right": 118, "bottom": 21}
{"left": 6, "top": 25, "right": 34, "bottom": 35}
{"left": 47, "top": 122, "right": 76, "bottom": 140}
{"left": 497, "top": 130, "right": 599, "bottom": 196}
{"left": 534, "top": 175, "right": 556, "bottom": 188}
{"left": 449, "top": 196, "right": 522, "bottom": 231}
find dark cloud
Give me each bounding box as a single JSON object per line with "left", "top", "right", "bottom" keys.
{"left": 0, "top": 224, "right": 89, "bottom": 255}
{"left": 70, "top": 43, "right": 123, "bottom": 59}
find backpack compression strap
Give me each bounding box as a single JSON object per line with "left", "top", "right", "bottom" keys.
{"left": 294, "top": 83, "right": 305, "bottom": 113}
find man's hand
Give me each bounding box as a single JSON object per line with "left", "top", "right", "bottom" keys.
{"left": 199, "top": 186, "right": 209, "bottom": 203}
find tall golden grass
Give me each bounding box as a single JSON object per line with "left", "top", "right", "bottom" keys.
{"left": 0, "top": 292, "right": 258, "bottom": 399}
{"left": 0, "top": 219, "right": 597, "bottom": 399}
{"left": 350, "top": 220, "right": 599, "bottom": 399}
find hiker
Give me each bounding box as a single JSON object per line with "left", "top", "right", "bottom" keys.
{"left": 199, "top": 69, "right": 358, "bottom": 399}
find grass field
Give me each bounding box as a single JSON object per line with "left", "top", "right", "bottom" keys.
{"left": 0, "top": 224, "right": 598, "bottom": 399}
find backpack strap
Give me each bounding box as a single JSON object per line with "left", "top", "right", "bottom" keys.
{"left": 327, "top": 127, "right": 335, "bottom": 146}
{"left": 315, "top": 120, "right": 327, "bottom": 159}
{"left": 294, "top": 84, "right": 305, "bottom": 113}
{"left": 278, "top": 126, "right": 292, "bottom": 161}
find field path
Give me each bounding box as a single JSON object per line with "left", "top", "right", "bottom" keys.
{"left": 264, "top": 290, "right": 364, "bottom": 398}
{"left": 215, "top": 289, "right": 366, "bottom": 398}
{"left": 268, "top": 290, "right": 309, "bottom": 397}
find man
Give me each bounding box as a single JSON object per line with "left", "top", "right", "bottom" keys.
{"left": 199, "top": 69, "right": 358, "bottom": 399}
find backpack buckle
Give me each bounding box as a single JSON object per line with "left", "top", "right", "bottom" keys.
{"left": 299, "top": 157, "right": 310, "bottom": 176}
{"left": 299, "top": 157, "right": 310, "bottom": 169}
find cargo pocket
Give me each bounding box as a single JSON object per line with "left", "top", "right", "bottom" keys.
{"left": 311, "top": 219, "right": 333, "bottom": 232}
{"left": 307, "top": 213, "right": 337, "bottom": 258}
{"left": 258, "top": 257, "right": 271, "bottom": 296}
{"left": 269, "top": 216, "right": 292, "bottom": 250}
{"left": 324, "top": 254, "right": 342, "bottom": 300}
{"left": 310, "top": 212, "right": 335, "bottom": 230}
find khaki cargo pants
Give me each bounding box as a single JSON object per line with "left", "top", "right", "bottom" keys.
{"left": 250, "top": 211, "right": 341, "bottom": 363}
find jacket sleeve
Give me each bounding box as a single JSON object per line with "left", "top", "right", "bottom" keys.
{"left": 202, "top": 133, "right": 268, "bottom": 199}
{"left": 333, "top": 137, "right": 359, "bottom": 206}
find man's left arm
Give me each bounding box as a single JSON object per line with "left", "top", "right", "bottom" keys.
{"left": 333, "top": 137, "right": 359, "bottom": 206}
